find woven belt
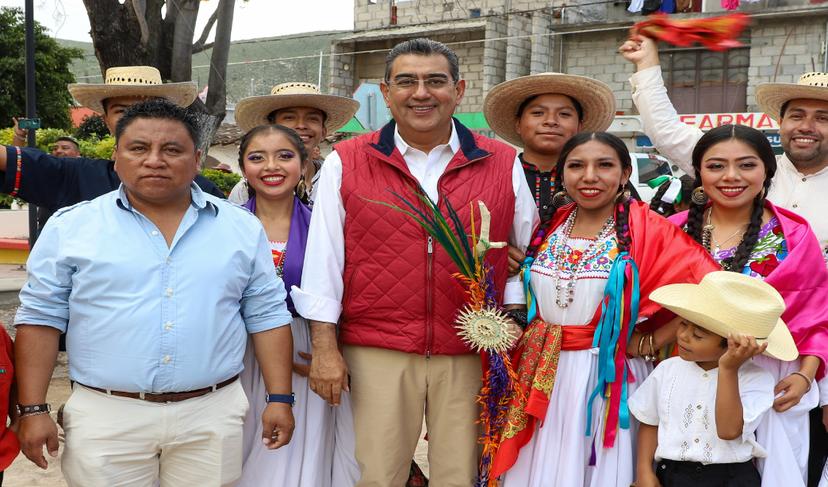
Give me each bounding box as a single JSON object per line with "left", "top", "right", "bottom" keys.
{"left": 78, "top": 375, "right": 239, "bottom": 403}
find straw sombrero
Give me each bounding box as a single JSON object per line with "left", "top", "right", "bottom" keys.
{"left": 756, "top": 72, "right": 828, "bottom": 120}
{"left": 483, "top": 73, "right": 616, "bottom": 147}
{"left": 235, "top": 82, "right": 360, "bottom": 133}
{"left": 68, "top": 66, "right": 197, "bottom": 114}
{"left": 650, "top": 271, "right": 798, "bottom": 361}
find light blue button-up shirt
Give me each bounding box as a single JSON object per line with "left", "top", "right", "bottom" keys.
{"left": 15, "top": 184, "right": 292, "bottom": 393}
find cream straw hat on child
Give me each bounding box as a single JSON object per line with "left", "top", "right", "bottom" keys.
{"left": 650, "top": 271, "right": 798, "bottom": 361}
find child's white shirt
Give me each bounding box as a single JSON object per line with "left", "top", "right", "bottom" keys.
{"left": 628, "top": 356, "right": 774, "bottom": 464}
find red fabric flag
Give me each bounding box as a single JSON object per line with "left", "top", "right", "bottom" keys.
{"left": 632, "top": 13, "right": 750, "bottom": 51}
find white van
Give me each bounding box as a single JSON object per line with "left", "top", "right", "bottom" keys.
{"left": 629, "top": 153, "right": 675, "bottom": 203}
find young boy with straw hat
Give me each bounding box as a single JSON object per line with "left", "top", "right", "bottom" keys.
{"left": 2, "top": 65, "right": 225, "bottom": 213}
{"left": 629, "top": 271, "right": 797, "bottom": 487}
{"left": 483, "top": 73, "right": 616, "bottom": 223}
{"left": 229, "top": 82, "right": 359, "bottom": 204}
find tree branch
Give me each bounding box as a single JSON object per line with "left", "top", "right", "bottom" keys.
{"left": 192, "top": 7, "right": 218, "bottom": 52}
{"left": 192, "top": 42, "right": 214, "bottom": 54}
{"left": 130, "top": 0, "right": 150, "bottom": 47}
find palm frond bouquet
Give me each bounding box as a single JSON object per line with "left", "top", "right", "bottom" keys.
{"left": 372, "top": 187, "right": 521, "bottom": 486}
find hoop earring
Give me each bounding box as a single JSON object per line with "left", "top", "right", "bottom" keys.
{"left": 552, "top": 189, "right": 572, "bottom": 208}
{"left": 691, "top": 187, "right": 708, "bottom": 205}
{"left": 296, "top": 176, "right": 307, "bottom": 199}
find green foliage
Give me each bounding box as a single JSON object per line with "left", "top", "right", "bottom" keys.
{"left": 0, "top": 7, "right": 83, "bottom": 130}
{"left": 0, "top": 126, "right": 115, "bottom": 159}
{"left": 200, "top": 169, "right": 241, "bottom": 196}
{"left": 75, "top": 114, "right": 109, "bottom": 140}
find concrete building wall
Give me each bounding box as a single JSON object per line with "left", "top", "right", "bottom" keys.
{"left": 353, "top": 0, "right": 553, "bottom": 31}
{"left": 746, "top": 17, "right": 828, "bottom": 109}
{"left": 563, "top": 29, "right": 634, "bottom": 113}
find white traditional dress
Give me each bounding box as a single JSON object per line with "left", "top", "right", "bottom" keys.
{"left": 503, "top": 228, "right": 651, "bottom": 487}
{"left": 235, "top": 241, "right": 335, "bottom": 487}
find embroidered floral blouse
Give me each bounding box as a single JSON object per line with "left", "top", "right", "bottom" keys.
{"left": 712, "top": 217, "right": 788, "bottom": 279}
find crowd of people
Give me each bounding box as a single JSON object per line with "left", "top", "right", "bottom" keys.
{"left": 0, "top": 35, "right": 825, "bottom": 487}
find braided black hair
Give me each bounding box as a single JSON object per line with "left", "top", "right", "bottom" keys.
{"left": 686, "top": 124, "right": 777, "bottom": 271}
{"left": 523, "top": 132, "right": 634, "bottom": 260}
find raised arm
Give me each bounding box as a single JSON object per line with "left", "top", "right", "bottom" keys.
{"left": 619, "top": 36, "right": 704, "bottom": 175}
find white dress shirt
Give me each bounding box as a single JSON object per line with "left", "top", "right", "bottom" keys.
{"left": 291, "top": 121, "right": 539, "bottom": 324}
{"left": 630, "top": 66, "right": 828, "bottom": 251}
{"left": 629, "top": 357, "right": 775, "bottom": 464}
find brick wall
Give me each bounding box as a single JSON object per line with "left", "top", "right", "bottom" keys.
{"left": 563, "top": 29, "right": 635, "bottom": 113}
{"left": 353, "top": 0, "right": 552, "bottom": 31}
{"left": 747, "top": 17, "right": 828, "bottom": 109}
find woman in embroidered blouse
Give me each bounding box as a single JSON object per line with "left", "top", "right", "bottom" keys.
{"left": 668, "top": 124, "right": 828, "bottom": 487}
{"left": 233, "top": 125, "right": 334, "bottom": 486}
{"left": 491, "top": 132, "right": 718, "bottom": 486}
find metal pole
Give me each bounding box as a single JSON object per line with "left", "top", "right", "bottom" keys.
{"left": 24, "top": 0, "right": 38, "bottom": 247}
{"left": 318, "top": 50, "right": 323, "bottom": 89}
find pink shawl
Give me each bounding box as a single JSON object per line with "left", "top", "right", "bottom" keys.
{"left": 670, "top": 202, "right": 828, "bottom": 379}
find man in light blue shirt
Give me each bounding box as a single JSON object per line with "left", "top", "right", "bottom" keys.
{"left": 13, "top": 99, "right": 294, "bottom": 487}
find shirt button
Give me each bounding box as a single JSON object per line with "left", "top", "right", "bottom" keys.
{"left": 802, "top": 177, "right": 807, "bottom": 182}
{"left": 696, "top": 404, "right": 702, "bottom": 409}
{"left": 165, "top": 288, "right": 173, "bottom": 297}
{"left": 166, "top": 257, "right": 172, "bottom": 264}
{"left": 793, "top": 204, "right": 799, "bottom": 209}
{"left": 163, "top": 355, "right": 171, "bottom": 364}
{"left": 694, "top": 438, "right": 700, "bottom": 443}
{"left": 151, "top": 230, "right": 159, "bottom": 236}
{"left": 702, "top": 373, "right": 708, "bottom": 378}
{"left": 164, "top": 321, "right": 174, "bottom": 331}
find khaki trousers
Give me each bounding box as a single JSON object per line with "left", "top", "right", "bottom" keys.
{"left": 61, "top": 381, "right": 249, "bottom": 487}
{"left": 343, "top": 345, "right": 481, "bottom": 487}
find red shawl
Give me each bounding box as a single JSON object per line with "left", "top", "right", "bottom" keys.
{"left": 491, "top": 201, "right": 718, "bottom": 477}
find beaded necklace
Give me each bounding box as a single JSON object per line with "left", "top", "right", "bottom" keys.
{"left": 546, "top": 208, "right": 616, "bottom": 308}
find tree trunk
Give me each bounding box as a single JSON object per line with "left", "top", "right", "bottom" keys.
{"left": 169, "top": 0, "right": 200, "bottom": 82}
{"left": 196, "top": 0, "right": 235, "bottom": 162}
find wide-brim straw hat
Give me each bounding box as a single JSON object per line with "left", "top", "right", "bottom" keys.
{"left": 68, "top": 66, "right": 197, "bottom": 114}
{"left": 650, "top": 271, "right": 798, "bottom": 362}
{"left": 756, "top": 72, "right": 828, "bottom": 120}
{"left": 483, "top": 73, "right": 616, "bottom": 147}
{"left": 235, "top": 82, "right": 360, "bottom": 133}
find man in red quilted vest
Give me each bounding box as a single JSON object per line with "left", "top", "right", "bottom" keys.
{"left": 291, "top": 38, "right": 538, "bottom": 486}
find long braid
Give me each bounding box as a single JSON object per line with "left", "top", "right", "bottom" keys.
{"left": 726, "top": 186, "right": 768, "bottom": 272}
{"left": 614, "top": 196, "right": 632, "bottom": 253}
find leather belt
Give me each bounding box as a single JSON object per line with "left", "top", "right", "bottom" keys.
{"left": 78, "top": 375, "right": 239, "bottom": 403}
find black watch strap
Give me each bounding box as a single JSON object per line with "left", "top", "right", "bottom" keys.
{"left": 17, "top": 403, "right": 51, "bottom": 415}
{"left": 505, "top": 309, "right": 529, "bottom": 329}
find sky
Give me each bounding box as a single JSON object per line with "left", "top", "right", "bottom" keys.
{"left": 0, "top": 0, "right": 355, "bottom": 42}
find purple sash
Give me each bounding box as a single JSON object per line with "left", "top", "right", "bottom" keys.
{"left": 243, "top": 195, "right": 311, "bottom": 316}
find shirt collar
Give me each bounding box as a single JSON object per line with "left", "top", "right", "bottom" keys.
{"left": 393, "top": 120, "right": 461, "bottom": 156}
{"left": 519, "top": 153, "right": 555, "bottom": 176}
{"left": 780, "top": 152, "right": 828, "bottom": 178}
{"left": 116, "top": 182, "right": 219, "bottom": 215}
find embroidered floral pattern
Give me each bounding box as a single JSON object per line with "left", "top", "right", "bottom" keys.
{"left": 533, "top": 232, "right": 619, "bottom": 280}
{"left": 682, "top": 404, "right": 694, "bottom": 428}
{"left": 703, "top": 442, "right": 713, "bottom": 463}
{"left": 713, "top": 217, "right": 787, "bottom": 279}
{"left": 680, "top": 441, "right": 689, "bottom": 461}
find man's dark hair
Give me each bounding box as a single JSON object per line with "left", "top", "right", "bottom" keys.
{"left": 115, "top": 99, "right": 201, "bottom": 147}
{"left": 384, "top": 38, "right": 460, "bottom": 82}
{"left": 54, "top": 136, "right": 80, "bottom": 150}
{"left": 780, "top": 100, "right": 790, "bottom": 119}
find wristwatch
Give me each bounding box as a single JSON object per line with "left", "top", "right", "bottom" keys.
{"left": 17, "top": 403, "right": 51, "bottom": 415}
{"left": 265, "top": 393, "right": 295, "bottom": 406}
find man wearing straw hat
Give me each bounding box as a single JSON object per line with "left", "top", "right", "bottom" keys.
{"left": 292, "top": 37, "right": 537, "bottom": 486}
{"left": 620, "top": 37, "right": 828, "bottom": 257}
{"left": 229, "top": 81, "right": 360, "bottom": 204}
{"left": 1, "top": 65, "right": 225, "bottom": 214}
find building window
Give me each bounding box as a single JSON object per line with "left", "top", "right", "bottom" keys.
{"left": 660, "top": 45, "right": 749, "bottom": 114}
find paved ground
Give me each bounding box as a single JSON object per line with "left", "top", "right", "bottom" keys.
{"left": 0, "top": 283, "right": 430, "bottom": 486}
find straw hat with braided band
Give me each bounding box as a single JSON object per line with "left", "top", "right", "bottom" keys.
{"left": 235, "top": 82, "right": 360, "bottom": 133}
{"left": 650, "top": 271, "right": 798, "bottom": 361}
{"left": 756, "top": 72, "right": 828, "bottom": 120}
{"left": 483, "top": 73, "right": 616, "bottom": 147}
{"left": 68, "top": 66, "right": 197, "bottom": 114}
